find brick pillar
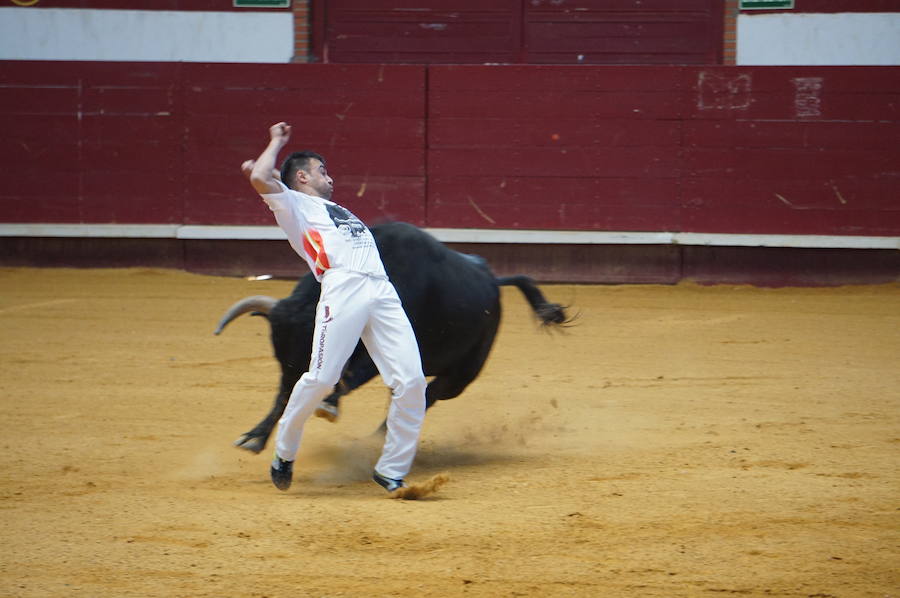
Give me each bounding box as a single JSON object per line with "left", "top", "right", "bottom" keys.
{"left": 292, "top": 0, "right": 310, "bottom": 63}
{"left": 724, "top": 0, "right": 739, "bottom": 65}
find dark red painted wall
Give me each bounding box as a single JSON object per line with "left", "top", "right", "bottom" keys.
{"left": 1, "top": 61, "right": 898, "bottom": 237}
{"left": 427, "top": 65, "right": 900, "bottom": 236}
{"left": 320, "top": 0, "right": 723, "bottom": 65}
{"left": 0, "top": 61, "right": 425, "bottom": 227}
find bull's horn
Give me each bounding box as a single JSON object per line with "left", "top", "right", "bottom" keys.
{"left": 213, "top": 295, "right": 277, "bottom": 335}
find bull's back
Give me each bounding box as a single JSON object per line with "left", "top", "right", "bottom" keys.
{"left": 372, "top": 222, "right": 500, "bottom": 371}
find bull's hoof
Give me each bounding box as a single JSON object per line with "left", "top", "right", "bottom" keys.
{"left": 233, "top": 434, "right": 266, "bottom": 454}
{"left": 314, "top": 402, "right": 339, "bottom": 423}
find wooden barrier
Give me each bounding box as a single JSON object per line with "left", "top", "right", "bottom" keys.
{"left": 427, "top": 65, "right": 900, "bottom": 236}
{"left": 0, "top": 60, "right": 897, "bottom": 284}
{"left": 0, "top": 61, "right": 426, "bottom": 227}
{"left": 2, "top": 61, "right": 896, "bottom": 237}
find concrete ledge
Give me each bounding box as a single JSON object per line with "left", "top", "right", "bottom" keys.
{"left": 1, "top": 224, "right": 897, "bottom": 250}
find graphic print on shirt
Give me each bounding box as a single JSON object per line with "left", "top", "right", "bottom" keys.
{"left": 302, "top": 229, "right": 330, "bottom": 277}
{"left": 327, "top": 204, "right": 367, "bottom": 241}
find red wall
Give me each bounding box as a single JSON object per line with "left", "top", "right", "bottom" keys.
{"left": 320, "top": 0, "right": 723, "bottom": 65}
{"left": 1, "top": 61, "right": 898, "bottom": 237}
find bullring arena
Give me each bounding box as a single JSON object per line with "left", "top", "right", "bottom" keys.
{"left": 2, "top": 4, "right": 900, "bottom": 596}
{"left": 1, "top": 267, "right": 897, "bottom": 597}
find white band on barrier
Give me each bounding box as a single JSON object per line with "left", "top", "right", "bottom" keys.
{"left": 0, "top": 223, "right": 897, "bottom": 250}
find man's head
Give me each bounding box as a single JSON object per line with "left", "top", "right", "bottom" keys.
{"left": 280, "top": 151, "right": 334, "bottom": 199}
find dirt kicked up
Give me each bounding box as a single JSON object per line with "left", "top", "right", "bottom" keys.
{"left": 0, "top": 267, "right": 897, "bottom": 597}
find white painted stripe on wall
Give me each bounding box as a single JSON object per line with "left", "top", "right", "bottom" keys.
{"left": 0, "top": 224, "right": 181, "bottom": 238}
{"left": 673, "top": 233, "right": 898, "bottom": 250}
{"left": 1, "top": 224, "right": 897, "bottom": 250}
{"left": 0, "top": 8, "right": 294, "bottom": 63}
{"left": 738, "top": 13, "right": 900, "bottom": 66}
{"left": 425, "top": 228, "right": 674, "bottom": 245}
{"left": 177, "top": 226, "right": 286, "bottom": 240}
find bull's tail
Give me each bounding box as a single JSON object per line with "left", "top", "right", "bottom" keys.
{"left": 214, "top": 295, "right": 278, "bottom": 335}
{"left": 496, "top": 275, "right": 571, "bottom": 327}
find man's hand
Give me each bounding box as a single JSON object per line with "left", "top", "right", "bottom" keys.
{"left": 270, "top": 122, "right": 292, "bottom": 143}
{"left": 246, "top": 122, "right": 291, "bottom": 194}
{"left": 241, "top": 159, "right": 256, "bottom": 180}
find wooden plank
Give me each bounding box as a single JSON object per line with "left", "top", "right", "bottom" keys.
{"left": 81, "top": 88, "right": 177, "bottom": 115}
{"left": 428, "top": 65, "right": 686, "bottom": 92}
{"left": 0, "top": 61, "right": 83, "bottom": 86}
{"left": 430, "top": 147, "right": 680, "bottom": 178}
{"left": 0, "top": 113, "right": 80, "bottom": 171}
{"left": 0, "top": 175, "right": 81, "bottom": 223}
{"left": 183, "top": 137, "right": 424, "bottom": 178}
{"left": 189, "top": 115, "right": 424, "bottom": 149}
{"left": 80, "top": 173, "right": 182, "bottom": 224}
{"left": 430, "top": 89, "right": 683, "bottom": 120}
{"left": 682, "top": 206, "right": 898, "bottom": 236}
{"left": 184, "top": 173, "right": 426, "bottom": 226}
{"left": 328, "top": 22, "right": 516, "bottom": 53}
{"left": 182, "top": 174, "right": 273, "bottom": 226}
{"left": 75, "top": 61, "right": 181, "bottom": 87}
{"left": 325, "top": 0, "right": 520, "bottom": 64}
{"left": 429, "top": 118, "right": 681, "bottom": 148}
{"left": 183, "top": 88, "right": 421, "bottom": 119}
{"left": 527, "top": 0, "right": 714, "bottom": 9}
{"left": 183, "top": 63, "right": 424, "bottom": 92}
{"left": 0, "top": 114, "right": 79, "bottom": 142}
{"left": 327, "top": 0, "right": 515, "bottom": 10}
{"left": 687, "top": 67, "right": 900, "bottom": 121}
{"left": 428, "top": 176, "right": 680, "bottom": 231}
{"left": 683, "top": 177, "right": 900, "bottom": 213}
{"left": 3, "top": 138, "right": 80, "bottom": 172}
{"left": 0, "top": 87, "right": 80, "bottom": 115}
{"left": 80, "top": 113, "right": 183, "bottom": 143}
{"left": 683, "top": 147, "right": 897, "bottom": 180}
{"left": 684, "top": 121, "right": 900, "bottom": 150}
{"left": 525, "top": 22, "right": 712, "bottom": 54}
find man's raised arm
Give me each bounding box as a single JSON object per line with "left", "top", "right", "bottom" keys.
{"left": 247, "top": 122, "right": 292, "bottom": 194}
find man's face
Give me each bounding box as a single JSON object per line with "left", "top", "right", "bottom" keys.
{"left": 297, "top": 159, "right": 334, "bottom": 199}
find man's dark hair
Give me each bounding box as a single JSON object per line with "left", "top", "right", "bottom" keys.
{"left": 280, "top": 151, "right": 327, "bottom": 190}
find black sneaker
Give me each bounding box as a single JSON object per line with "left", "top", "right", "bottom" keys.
{"left": 372, "top": 471, "right": 405, "bottom": 493}
{"left": 270, "top": 456, "right": 293, "bottom": 491}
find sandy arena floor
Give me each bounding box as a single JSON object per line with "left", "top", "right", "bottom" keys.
{"left": 0, "top": 267, "right": 898, "bottom": 597}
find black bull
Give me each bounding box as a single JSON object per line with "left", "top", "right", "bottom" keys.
{"left": 215, "top": 221, "right": 569, "bottom": 454}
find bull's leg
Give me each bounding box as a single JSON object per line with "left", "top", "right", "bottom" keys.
{"left": 233, "top": 374, "right": 297, "bottom": 454}
{"left": 314, "top": 347, "right": 379, "bottom": 422}
{"left": 429, "top": 321, "right": 499, "bottom": 403}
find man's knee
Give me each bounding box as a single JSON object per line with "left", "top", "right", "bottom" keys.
{"left": 391, "top": 373, "right": 426, "bottom": 401}
{"left": 293, "top": 371, "right": 340, "bottom": 397}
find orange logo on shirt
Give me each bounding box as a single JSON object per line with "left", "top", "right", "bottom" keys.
{"left": 303, "top": 229, "right": 330, "bottom": 276}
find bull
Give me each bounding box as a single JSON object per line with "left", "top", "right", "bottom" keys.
{"left": 215, "top": 221, "right": 569, "bottom": 454}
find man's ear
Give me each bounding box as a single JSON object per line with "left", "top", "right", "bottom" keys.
{"left": 295, "top": 170, "right": 308, "bottom": 185}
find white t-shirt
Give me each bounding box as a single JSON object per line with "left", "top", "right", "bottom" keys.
{"left": 261, "top": 181, "right": 386, "bottom": 282}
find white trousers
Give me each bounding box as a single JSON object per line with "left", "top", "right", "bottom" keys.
{"left": 275, "top": 269, "right": 427, "bottom": 481}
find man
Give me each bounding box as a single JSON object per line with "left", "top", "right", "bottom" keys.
{"left": 242, "top": 122, "right": 427, "bottom": 494}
